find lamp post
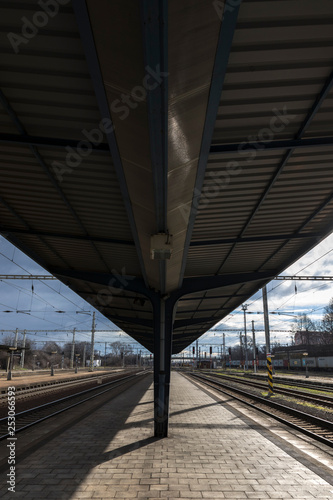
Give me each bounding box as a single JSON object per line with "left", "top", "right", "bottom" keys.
{"left": 242, "top": 304, "right": 249, "bottom": 371}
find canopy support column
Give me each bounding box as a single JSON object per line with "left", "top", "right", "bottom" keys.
{"left": 153, "top": 296, "right": 175, "bottom": 438}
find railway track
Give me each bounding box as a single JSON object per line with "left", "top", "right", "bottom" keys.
{"left": 0, "top": 369, "right": 127, "bottom": 396}
{"left": 0, "top": 370, "right": 150, "bottom": 440}
{"left": 199, "top": 370, "right": 333, "bottom": 408}
{"left": 0, "top": 369, "right": 136, "bottom": 405}
{"left": 185, "top": 372, "right": 333, "bottom": 447}
{"left": 248, "top": 373, "right": 333, "bottom": 392}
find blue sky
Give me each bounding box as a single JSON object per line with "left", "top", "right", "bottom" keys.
{"left": 0, "top": 232, "right": 332, "bottom": 355}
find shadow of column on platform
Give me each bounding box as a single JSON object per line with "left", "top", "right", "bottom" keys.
{"left": 0, "top": 375, "right": 155, "bottom": 500}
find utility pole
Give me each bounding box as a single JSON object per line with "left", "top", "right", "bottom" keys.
{"left": 242, "top": 305, "right": 248, "bottom": 370}
{"left": 70, "top": 328, "right": 76, "bottom": 369}
{"left": 105, "top": 342, "right": 107, "bottom": 367}
{"left": 20, "top": 330, "right": 26, "bottom": 368}
{"left": 262, "top": 285, "right": 270, "bottom": 355}
{"left": 263, "top": 285, "right": 273, "bottom": 395}
{"left": 83, "top": 343, "right": 86, "bottom": 369}
{"left": 90, "top": 312, "right": 96, "bottom": 372}
{"left": 252, "top": 320, "right": 256, "bottom": 373}
{"left": 8, "top": 328, "right": 19, "bottom": 378}
{"left": 7, "top": 329, "right": 18, "bottom": 381}
{"left": 239, "top": 331, "right": 243, "bottom": 368}
{"left": 223, "top": 333, "right": 225, "bottom": 369}
{"left": 14, "top": 328, "right": 18, "bottom": 348}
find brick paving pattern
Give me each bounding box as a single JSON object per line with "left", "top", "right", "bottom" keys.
{"left": 0, "top": 372, "right": 332, "bottom": 499}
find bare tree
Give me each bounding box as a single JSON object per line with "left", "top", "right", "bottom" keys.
{"left": 322, "top": 298, "right": 333, "bottom": 334}
{"left": 291, "top": 313, "right": 317, "bottom": 332}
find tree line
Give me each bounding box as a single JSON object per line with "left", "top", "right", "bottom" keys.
{"left": 290, "top": 296, "right": 333, "bottom": 344}
{"left": 0, "top": 336, "right": 137, "bottom": 370}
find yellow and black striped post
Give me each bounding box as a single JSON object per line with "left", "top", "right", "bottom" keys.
{"left": 267, "top": 354, "right": 274, "bottom": 395}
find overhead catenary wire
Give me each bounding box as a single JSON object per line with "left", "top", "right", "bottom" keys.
{"left": 0, "top": 244, "right": 115, "bottom": 330}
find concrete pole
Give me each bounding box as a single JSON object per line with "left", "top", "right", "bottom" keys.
{"left": 252, "top": 320, "right": 256, "bottom": 373}
{"left": 89, "top": 312, "right": 96, "bottom": 372}
{"left": 70, "top": 328, "right": 76, "bottom": 369}
{"left": 263, "top": 285, "right": 273, "bottom": 394}
{"left": 262, "top": 285, "right": 271, "bottom": 355}
{"left": 223, "top": 333, "right": 225, "bottom": 369}
{"left": 20, "top": 330, "right": 26, "bottom": 368}
{"left": 242, "top": 305, "right": 248, "bottom": 370}
{"left": 8, "top": 328, "right": 19, "bottom": 379}
{"left": 83, "top": 343, "right": 86, "bottom": 369}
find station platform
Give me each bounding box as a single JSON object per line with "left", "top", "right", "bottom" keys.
{"left": 245, "top": 370, "right": 333, "bottom": 386}
{"left": 0, "top": 368, "right": 130, "bottom": 392}
{"left": 1, "top": 371, "right": 333, "bottom": 499}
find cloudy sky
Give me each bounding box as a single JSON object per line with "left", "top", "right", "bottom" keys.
{"left": 0, "top": 232, "right": 333, "bottom": 355}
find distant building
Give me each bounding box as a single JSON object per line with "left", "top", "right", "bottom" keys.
{"left": 294, "top": 330, "right": 330, "bottom": 345}
{"left": 86, "top": 359, "right": 101, "bottom": 367}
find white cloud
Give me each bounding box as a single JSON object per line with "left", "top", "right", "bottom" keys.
{"left": 1, "top": 231, "right": 332, "bottom": 353}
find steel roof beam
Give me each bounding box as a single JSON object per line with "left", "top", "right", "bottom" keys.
{"left": 215, "top": 68, "right": 333, "bottom": 275}
{"left": 179, "top": 293, "right": 248, "bottom": 301}
{"left": 0, "top": 132, "right": 109, "bottom": 152}
{"left": 140, "top": 0, "right": 168, "bottom": 233}
{"left": 72, "top": 0, "right": 148, "bottom": 285}
{"left": 178, "top": 0, "right": 242, "bottom": 288}
{"left": 259, "top": 190, "right": 333, "bottom": 271}
{"left": 0, "top": 197, "right": 68, "bottom": 268}
{"left": 109, "top": 316, "right": 153, "bottom": 328}
{"left": 176, "top": 308, "right": 228, "bottom": 314}
{"left": 241, "top": 69, "right": 333, "bottom": 231}
{"left": 190, "top": 232, "right": 320, "bottom": 246}
{"left": 0, "top": 89, "right": 112, "bottom": 274}
{"left": 51, "top": 267, "right": 156, "bottom": 300}
{"left": 209, "top": 136, "right": 333, "bottom": 154}
{"left": 140, "top": 0, "right": 168, "bottom": 294}
{"left": 0, "top": 227, "right": 135, "bottom": 246}
{"left": 175, "top": 270, "right": 275, "bottom": 298}
{"left": 174, "top": 318, "right": 218, "bottom": 329}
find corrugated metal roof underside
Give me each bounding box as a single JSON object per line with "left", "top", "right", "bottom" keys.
{"left": 186, "top": 1, "right": 333, "bottom": 277}
{"left": 0, "top": 1, "right": 333, "bottom": 354}
{"left": 0, "top": 2, "right": 142, "bottom": 322}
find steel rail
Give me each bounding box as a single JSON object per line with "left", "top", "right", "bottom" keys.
{"left": 0, "top": 370, "right": 134, "bottom": 401}
{"left": 185, "top": 372, "right": 333, "bottom": 448}
{"left": 0, "top": 371, "right": 150, "bottom": 440}
{"left": 200, "top": 371, "right": 333, "bottom": 407}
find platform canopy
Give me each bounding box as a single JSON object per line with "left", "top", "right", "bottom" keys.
{"left": 1, "top": 0, "right": 333, "bottom": 355}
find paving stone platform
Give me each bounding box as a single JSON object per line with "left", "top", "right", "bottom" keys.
{"left": 0, "top": 371, "right": 333, "bottom": 499}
